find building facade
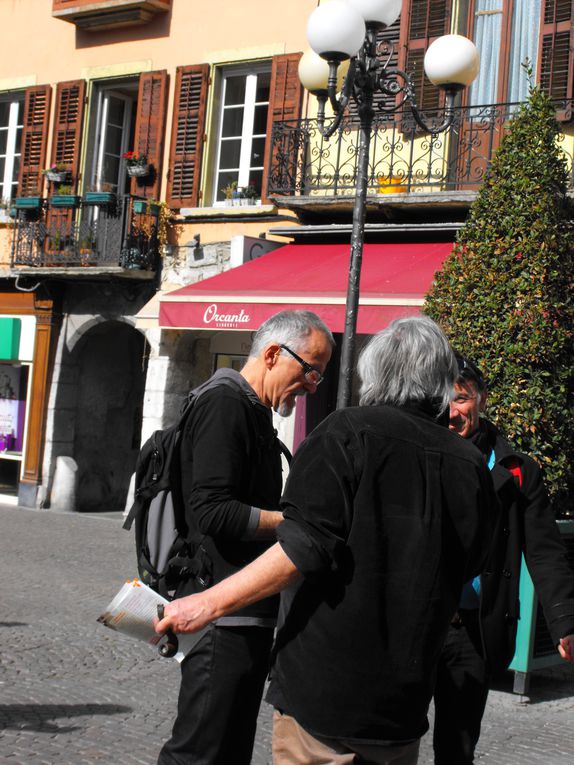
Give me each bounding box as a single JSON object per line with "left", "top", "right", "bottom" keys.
{"left": 0, "top": 0, "right": 571, "bottom": 509}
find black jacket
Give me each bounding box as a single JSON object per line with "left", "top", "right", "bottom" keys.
{"left": 177, "top": 369, "right": 283, "bottom": 621}
{"left": 476, "top": 419, "right": 574, "bottom": 674}
{"left": 267, "top": 402, "right": 495, "bottom": 743}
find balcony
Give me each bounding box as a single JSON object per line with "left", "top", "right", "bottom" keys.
{"left": 267, "top": 100, "right": 574, "bottom": 216}
{"left": 11, "top": 195, "right": 160, "bottom": 279}
{"left": 52, "top": 0, "right": 171, "bottom": 31}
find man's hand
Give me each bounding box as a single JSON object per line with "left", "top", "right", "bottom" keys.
{"left": 155, "top": 543, "right": 300, "bottom": 636}
{"left": 558, "top": 635, "right": 574, "bottom": 663}
{"left": 155, "top": 592, "right": 216, "bottom": 636}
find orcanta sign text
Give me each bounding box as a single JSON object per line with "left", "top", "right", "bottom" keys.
{"left": 203, "top": 303, "right": 251, "bottom": 328}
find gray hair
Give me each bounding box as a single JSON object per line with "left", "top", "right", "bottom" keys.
{"left": 249, "top": 310, "right": 335, "bottom": 358}
{"left": 357, "top": 315, "right": 457, "bottom": 414}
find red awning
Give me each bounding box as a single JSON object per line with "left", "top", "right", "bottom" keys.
{"left": 159, "top": 242, "right": 452, "bottom": 334}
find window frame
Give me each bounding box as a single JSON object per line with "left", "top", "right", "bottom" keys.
{"left": 464, "top": 0, "right": 543, "bottom": 107}
{"left": 0, "top": 94, "right": 24, "bottom": 219}
{"left": 211, "top": 61, "right": 271, "bottom": 207}
{"left": 90, "top": 86, "right": 137, "bottom": 195}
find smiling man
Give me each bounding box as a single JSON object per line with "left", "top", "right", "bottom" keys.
{"left": 157, "top": 309, "right": 334, "bottom": 765}
{"left": 433, "top": 353, "right": 574, "bottom": 765}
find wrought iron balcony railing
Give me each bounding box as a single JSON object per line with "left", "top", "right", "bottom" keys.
{"left": 11, "top": 194, "right": 160, "bottom": 272}
{"left": 267, "top": 100, "right": 574, "bottom": 198}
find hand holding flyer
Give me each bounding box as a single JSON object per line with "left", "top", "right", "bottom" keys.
{"left": 97, "top": 578, "right": 211, "bottom": 662}
{"left": 97, "top": 578, "right": 167, "bottom": 646}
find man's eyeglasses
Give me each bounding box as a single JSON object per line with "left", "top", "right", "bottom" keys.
{"left": 279, "top": 344, "right": 324, "bottom": 386}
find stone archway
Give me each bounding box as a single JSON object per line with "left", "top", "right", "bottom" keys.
{"left": 71, "top": 320, "right": 148, "bottom": 512}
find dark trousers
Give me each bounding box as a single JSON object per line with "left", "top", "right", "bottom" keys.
{"left": 433, "top": 610, "right": 490, "bottom": 765}
{"left": 158, "top": 625, "right": 274, "bottom": 765}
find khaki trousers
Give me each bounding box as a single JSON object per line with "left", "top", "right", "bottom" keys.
{"left": 272, "top": 711, "right": 421, "bottom": 765}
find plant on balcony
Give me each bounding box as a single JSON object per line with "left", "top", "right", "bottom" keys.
{"left": 240, "top": 185, "right": 259, "bottom": 205}
{"left": 51, "top": 184, "right": 80, "bottom": 208}
{"left": 221, "top": 180, "right": 238, "bottom": 206}
{"left": 43, "top": 162, "right": 69, "bottom": 184}
{"left": 132, "top": 198, "right": 160, "bottom": 216}
{"left": 424, "top": 82, "right": 574, "bottom": 515}
{"left": 84, "top": 183, "right": 117, "bottom": 206}
{"left": 123, "top": 151, "right": 150, "bottom": 178}
{"left": 14, "top": 195, "right": 43, "bottom": 209}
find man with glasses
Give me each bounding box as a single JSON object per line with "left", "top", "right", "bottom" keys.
{"left": 432, "top": 353, "right": 574, "bottom": 765}
{"left": 158, "top": 316, "right": 495, "bottom": 765}
{"left": 158, "top": 309, "right": 333, "bottom": 765}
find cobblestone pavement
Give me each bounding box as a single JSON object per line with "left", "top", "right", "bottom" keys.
{"left": 0, "top": 503, "right": 573, "bottom": 764}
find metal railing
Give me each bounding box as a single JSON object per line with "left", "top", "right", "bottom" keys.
{"left": 11, "top": 194, "right": 160, "bottom": 271}
{"left": 267, "top": 100, "right": 574, "bottom": 197}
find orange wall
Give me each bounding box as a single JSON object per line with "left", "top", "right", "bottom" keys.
{"left": 0, "top": 1, "right": 316, "bottom": 245}
{"left": 0, "top": 1, "right": 316, "bottom": 82}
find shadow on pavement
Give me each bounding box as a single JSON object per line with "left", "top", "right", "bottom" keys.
{"left": 0, "top": 703, "right": 132, "bottom": 733}
{"left": 0, "top": 621, "right": 27, "bottom": 627}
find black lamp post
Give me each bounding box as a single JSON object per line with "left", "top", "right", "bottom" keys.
{"left": 299, "top": 0, "right": 480, "bottom": 409}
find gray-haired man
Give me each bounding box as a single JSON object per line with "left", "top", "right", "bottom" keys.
{"left": 158, "top": 309, "right": 334, "bottom": 765}
{"left": 158, "top": 315, "right": 495, "bottom": 765}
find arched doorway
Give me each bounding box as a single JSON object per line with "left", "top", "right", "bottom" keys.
{"left": 71, "top": 320, "right": 148, "bottom": 512}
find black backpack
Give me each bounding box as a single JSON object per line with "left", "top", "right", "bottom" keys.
{"left": 123, "top": 377, "right": 241, "bottom": 599}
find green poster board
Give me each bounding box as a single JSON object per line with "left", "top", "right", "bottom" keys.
{"left": 0, "top": 318, "right": 21, "bottom": 360}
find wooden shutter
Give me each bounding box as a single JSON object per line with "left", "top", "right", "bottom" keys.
{"left": 45, "top": 80, "right": 86, "bottom": 235}
{"left": 399, "top": 0, "right": 452, "bottom": 114}
{"left": 132, "top": 70, "right": 168, "bottom": 200}
{"left": 49, "top": 79, "right": 86, "bottom": 192}
{"left": 17, "top": 85, "right": 51, "bottom": 197}
{"left": 166, "top": 64, "right": 209, "bottom": 209}
{"left": 262, "top": 53, "right": 303, "bottom": 204}
{"left": 537, "top": 0, "right": 574, "bottom": 111}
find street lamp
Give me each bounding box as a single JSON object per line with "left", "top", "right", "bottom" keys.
{"left": 299, "top": 0, "right": 480, "bottom": 409}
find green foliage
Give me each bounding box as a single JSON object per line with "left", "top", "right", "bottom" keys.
{"left": 424, "top": 86, "right": 574, "bottom": 514}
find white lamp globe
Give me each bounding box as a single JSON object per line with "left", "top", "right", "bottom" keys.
{"left": 298, "top": 49, "right": 350, "bottom": 93}
{"left": 307, "top": 0, "right": 366, "bottom": 61}
{"left": 424, "top": 34, "right": 480, "bottom": 88}
{"left": 347, "top": 0, "right": 402, "bottom": 27}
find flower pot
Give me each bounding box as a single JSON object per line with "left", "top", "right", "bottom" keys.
{"left": 15, "top": 196, "right": 43, "bottom": 209}
{"left": 127, "top": 164, "right": 150, "bottom": 178}
{"left": 132, "top": 200, "right": 148, "bottom": 214}
{"left": 45, "top": 170, "right": 68, "bottom": 183}
{"left": 51, "top": 194, "right": 81, "bottom": 208}
{"left": 378, "top": 175, "right": 407, "bottom": 194}
{"left": 84, "top": 191, "right": 116, "bottom": 206}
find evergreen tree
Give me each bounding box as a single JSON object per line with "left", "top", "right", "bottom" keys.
{"left": 424, "top": 85, "right": 574, "bottom": 514}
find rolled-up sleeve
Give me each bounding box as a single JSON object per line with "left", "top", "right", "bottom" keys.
{"left": 277, "top": 415, "right": 358, "bottom": 580}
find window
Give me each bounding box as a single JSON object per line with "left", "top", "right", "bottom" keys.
{"left": 90, "top": 86, "right": 137, "bottom": 194}
{"left": 0, "top": 96, "right": 23, "bottom": 209}
{"left": 213, "top": 66, "right": 271, "bottom": 204}
{"left": 467, "top": 0, "right": 542, "bottom": 106}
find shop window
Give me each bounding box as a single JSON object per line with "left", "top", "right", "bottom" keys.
{"left": 0, "top": 362, "right": 30, "bottom": 500}
{"left": 0, "top": 95, "right": 23, "bottom": 216}
{"left": 214, "top": 353, "right": 246, "bottom": 373}
{"left": 212, "top": 65, "right": 271, "bottom": 205}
